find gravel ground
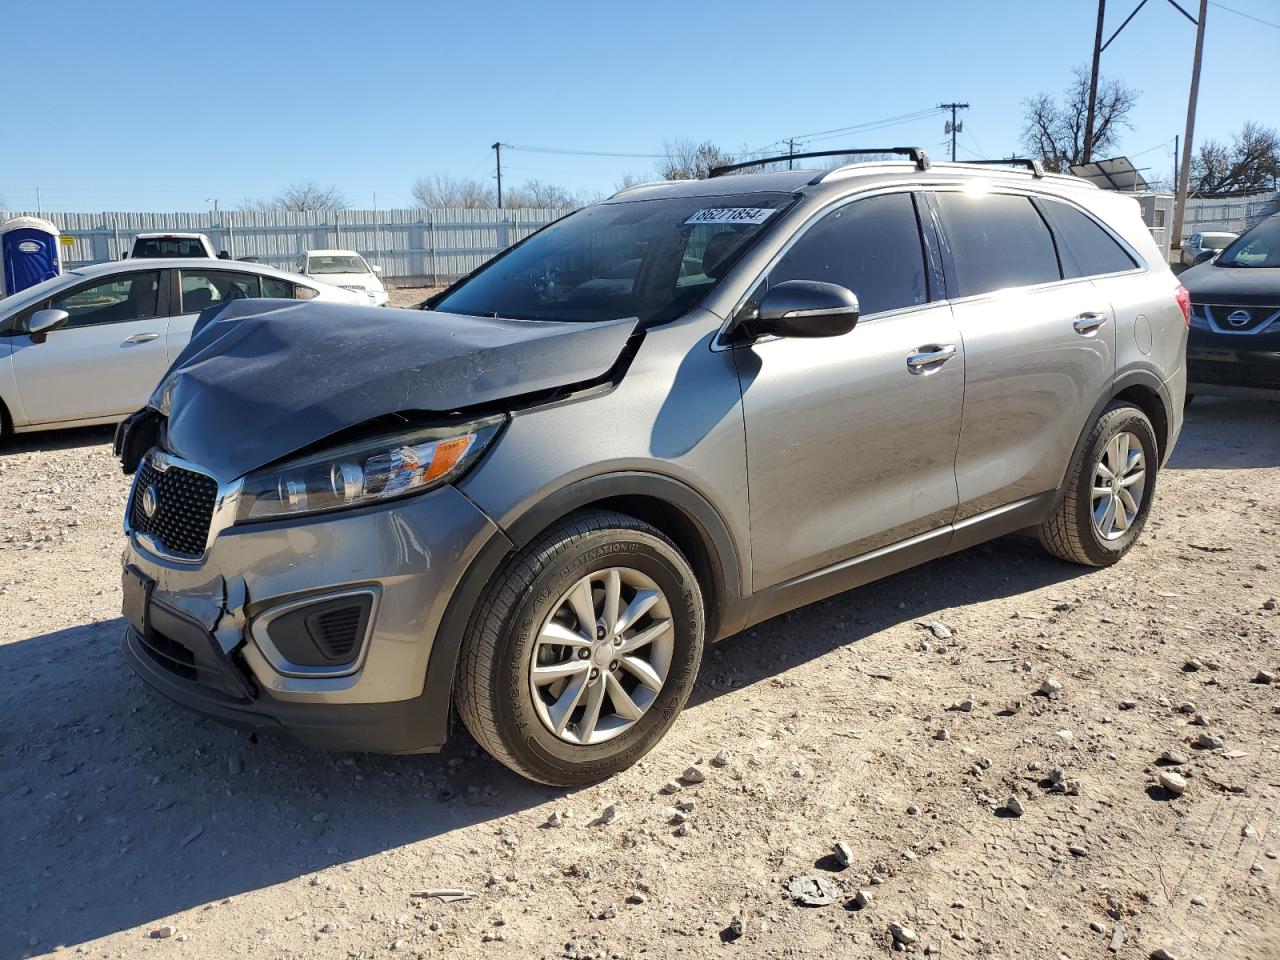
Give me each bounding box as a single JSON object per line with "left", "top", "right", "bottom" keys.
{"left": 1, "top": 396, "right": 1278, "bottom": 960}
{"left": 387, "top": 287, "right": 441, "bottom": 309}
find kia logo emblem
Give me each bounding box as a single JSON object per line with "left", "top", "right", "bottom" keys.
{"left": 141, "top": 484, "right": 159, "bottom": 518}
{"left": 1226, "top": 309, "right": 1251, "bottom": 328}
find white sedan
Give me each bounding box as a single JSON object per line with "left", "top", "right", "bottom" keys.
{"left": 0, "top": 258, "right": 362, "bottom": 436}
{"left": 298, "top": 249, "right": 390, "bottom": 307}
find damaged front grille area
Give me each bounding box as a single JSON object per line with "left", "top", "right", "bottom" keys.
{"left": 129, "top": 456, "right": 220, "bottom": 559}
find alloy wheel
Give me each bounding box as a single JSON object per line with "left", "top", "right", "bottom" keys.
{"left": 528, "top": 567, "right": 674, "bottom": 745}
{"left": 1091, "top": 430, "right": 1147, "bottom": 541}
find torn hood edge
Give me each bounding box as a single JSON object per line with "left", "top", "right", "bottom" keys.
{"left": 149, "top": 299, "right": 640, "bottom": 480}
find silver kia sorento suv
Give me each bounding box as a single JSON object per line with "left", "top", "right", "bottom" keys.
{"left": 116, "top": 149, "right": 1188, "bottom": 785}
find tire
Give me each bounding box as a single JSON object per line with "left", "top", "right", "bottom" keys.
{"left": 1038, "top": 401, "right": 1160, "bottom": 567}
{"left": 455, "top": 509, "right": 705, "bottom": 786}
{"left": 1184, "top": 393, "right": 1195, "bottom": 409}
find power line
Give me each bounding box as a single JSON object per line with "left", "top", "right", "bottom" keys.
{"left": 782, "top": 107, "right": 947, "bottom": 144}
{"left": 503, "top": 143, "right": 666, "bottom": 159}
{"left": 1128, "top": 136, "right": 1178, "bottom": 158}
{"left": 1208, "top": 0, "right": 1280, "bottom": 28}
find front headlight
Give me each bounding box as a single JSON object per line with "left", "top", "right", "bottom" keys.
{"left": 235, "top": 416, "right": 504, "bottom": 522}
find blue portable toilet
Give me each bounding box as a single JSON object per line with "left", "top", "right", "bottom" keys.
{"left": 0, "top": 216, "right": 62, "bottom": 297}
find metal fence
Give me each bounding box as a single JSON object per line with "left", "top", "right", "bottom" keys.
{"left": 1181, "top": 191, "right": 1279, "bottom": 238}
{"left": 7, "top": 190, "right": 1277, "bottom": 285}
{"left": 2, "top": 208, "right": 572, "bottom": 286}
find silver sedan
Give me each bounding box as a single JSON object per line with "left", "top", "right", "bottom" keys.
{"left": 0, "top": 258, "right": 362, "bottom": 436}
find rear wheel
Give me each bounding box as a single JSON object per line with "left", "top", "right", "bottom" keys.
{"left": 455, "top": 510, "right": 704, "bottom": 786}
{"left": 1039, "top": 402, "right": 1159, "bottom": 566}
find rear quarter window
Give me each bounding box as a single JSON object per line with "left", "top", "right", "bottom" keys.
{"left": 1038, "top": 199, "right": 1138, "bottom": 278}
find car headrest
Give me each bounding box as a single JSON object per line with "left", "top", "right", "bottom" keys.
{"left": 185, "top": 287, "right": 215, "bottom": 311}
{"left": 701, "top": 231, "right": 741, "bottom": 279}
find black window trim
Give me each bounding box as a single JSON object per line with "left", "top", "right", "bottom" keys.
{"left": 718, "top": 184, "right": 944, "bottom": 347}
{"left": 926, "top": 186, "right": 1146, "bottom": 305}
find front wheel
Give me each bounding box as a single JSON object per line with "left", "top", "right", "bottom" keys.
{"left": 455, "top": 510, "right": 705, "bottom": 785}
{"left": 1038, "top": 401, "right": 1159, "bottom": 566}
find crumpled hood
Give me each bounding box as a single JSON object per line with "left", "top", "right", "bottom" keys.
{"left": 1181, "top": 262, "right": 1280, "bottom": 306}
{"left": 156, "top": 299, "right": 637, "bottom": 479}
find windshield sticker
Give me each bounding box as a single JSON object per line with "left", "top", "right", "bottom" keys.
{"left": 684, "top": 207, "right": 778, "bottom": 226}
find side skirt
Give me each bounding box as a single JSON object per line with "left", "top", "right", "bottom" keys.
{"left": 738, "top": 492, "right": 1055, "bottom": 633}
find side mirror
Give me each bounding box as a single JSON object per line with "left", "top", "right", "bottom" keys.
{"left": 371, "top": 264, "right": 383, "bottom": 274}
{"left": 28, "top": 308, "right": 70, "bottom": 336}
{"left": 747, "top": 280, "right": 860, "bottom": 339}
{"left": 1193, "top": 249, "right": 1215, "bottom": 265}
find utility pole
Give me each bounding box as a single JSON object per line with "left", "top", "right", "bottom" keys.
{"left": 492, "top": 142, "right": 504, "bottom": 209}
{"left": 207, "top": 197, "right": 219, "bottom": 215}
{"left": 1171, "top": 0, "right": 1208, "bottom": 252}
{"left": 1083, "top": 0, "right": 1107, "bottom": 162}
{"left": 1084, "top": 0, "right": 1199, "bottom": 170}
{"left": 939, "top": 103, "right": 969, "bottom": 162}
{"left": 787, "top": 138, "right": 796, "bottom": 170}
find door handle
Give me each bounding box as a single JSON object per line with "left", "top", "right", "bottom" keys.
{"left": 1073, "top": 312, "right": 1107, "bottom": 335}
{"left": 906, "top": 344, "right": 957, "bottom": 372}
{"left": 124, "top": 332, "right": 160, "bottom": 343}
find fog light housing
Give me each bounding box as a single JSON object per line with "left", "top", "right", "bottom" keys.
{"left": 252, "top": 589, "right": 377, "bottom": 675}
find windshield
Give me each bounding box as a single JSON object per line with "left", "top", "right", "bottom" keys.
{"left": 307, "top": 255, "right": 369, "bottom": 274}
{"left": 432, "top": 192, "right": 796, "bottom": 324}
{"left": 1216, "top": 217, "right": 1280, "bottom": 268}
{"left": 1202, "top": 235, "right": 1233, "bottom": 250}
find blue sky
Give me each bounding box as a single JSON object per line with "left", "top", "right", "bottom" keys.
{"left": 1, "top": 0, "right": 1274, "bottom": 212}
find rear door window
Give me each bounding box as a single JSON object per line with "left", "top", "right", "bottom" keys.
{"left": 179, "top": 270, "right": 261, "bottom": 313}
{"left": 934, "top": 192, "right": 1061, "bottom": 297}
{"left": 767, "top": 191, "right": 928, "bottom": 315}
{"left": 1038, "top": 199, "right": 1137, "bottom": 278}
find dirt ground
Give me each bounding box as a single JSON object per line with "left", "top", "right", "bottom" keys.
{"left": 1, "top": 386, "right": 1278, "bottom": 960}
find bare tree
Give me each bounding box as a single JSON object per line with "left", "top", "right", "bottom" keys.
{"left": 410, "top": 174, "right": 496, "bottom": 208}
{"left": 1190, "top": 122, "right": 1280, "bottom": 196}
{"left": 244, "top": 181, "right": 348, "bottom": 212}
{"left": 614, "top": 172, "right": 646, "bottom": 192}
{"left": 504, "top": 179, "right": 585, "bottom": 209}
{"left": 1021, "top": 67, "right": 1138, "bottom": 172}
{"left": 659, "top": 139, "right": 735, "bottom": 180}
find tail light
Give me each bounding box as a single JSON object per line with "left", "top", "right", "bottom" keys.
{"left": 1175, "top": 284, "right": 1191, "bottom": 327}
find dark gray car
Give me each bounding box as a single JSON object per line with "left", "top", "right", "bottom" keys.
{"left": 116, "top": 153, "right": 1188, "bottom": 785}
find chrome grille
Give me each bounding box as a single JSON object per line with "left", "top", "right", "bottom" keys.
{"left": 1195, "top": 303, "right": 1280, "bottom": 335}
{"left": 130, "top": 457, "right": 219, "bottom": 558}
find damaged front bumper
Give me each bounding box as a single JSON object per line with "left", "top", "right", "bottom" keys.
{"left": 121, "top": 467, "right": 507, "bottom": 753}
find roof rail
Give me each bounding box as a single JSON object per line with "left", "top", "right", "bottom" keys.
{"left": 708, "top": 147, "right": 930, "bottom": 178}
{"left": 608, "top": 179, "right": 682, "bottom": 199}
{"left": 958, "top": 158, "right": 1046, "bottom": 178}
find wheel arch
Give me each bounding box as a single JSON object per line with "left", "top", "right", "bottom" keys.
{"left": 419, "top": 472, "right": 747, "bottom": 750}
{"left": 1112, "top": 376, "right": 1170, "bottom": 462}
{"left": 499, "top": 472, "right": 746, "bottom": 643}
{"left": 1051, "top": 369, "right": 1172, "bottom": 514}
